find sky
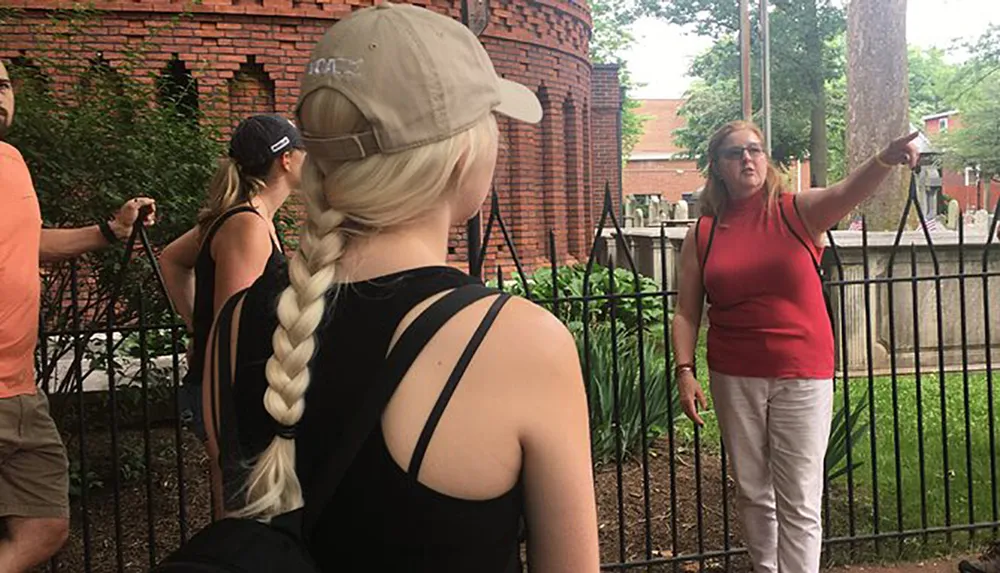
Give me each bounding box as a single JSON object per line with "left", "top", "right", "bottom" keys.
{"left": 623, "top": 0, "right": 1000, "bottom": 100}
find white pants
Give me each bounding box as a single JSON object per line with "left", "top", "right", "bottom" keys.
{"left": 709, "top": 372, "right": 834, "bottom": 573}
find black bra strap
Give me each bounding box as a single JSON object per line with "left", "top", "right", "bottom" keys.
{"left": 407, "top": 292, "right": 512, "bottom": 479}
{"left": 778, "top": 195, "right": 822, "bottom": 273}
{"left": 203, "top": 205, "right": 259, "bottom": 250}
{"left": 302, "top": 283, "right": 502, "bottom": 537}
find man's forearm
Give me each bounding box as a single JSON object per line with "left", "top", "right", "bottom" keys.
{"left": 39, "top": 226, "right": 112, "bottom": 263}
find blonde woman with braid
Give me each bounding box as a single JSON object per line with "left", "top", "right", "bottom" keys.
{"left": 160, "top": 115, "right": 305, "bottom": 442}
{"left": 199, "top": 4, "right": 599, "bottom": 572}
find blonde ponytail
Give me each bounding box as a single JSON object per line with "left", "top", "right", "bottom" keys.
{"left": 196, "top": 157, "right": 267, "bottom": 236}
{"left": 235, "top": 88, "right": 499, "bottom": 521}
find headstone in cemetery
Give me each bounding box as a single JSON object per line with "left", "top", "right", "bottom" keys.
{"left": 947, "top": 198, "right": 960, "bottom": 230}
{"left": 675, "top": 199, "right": 689, "bottom": 220}
{"left": 624, "top": 197, "right": 635, "bottom": 227}
{"left": 974, "top": 209, "right": 990, "bottom": 233}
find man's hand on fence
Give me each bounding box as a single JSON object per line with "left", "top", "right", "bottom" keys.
{"left": 109, "top": 197, "right": 157, "bottom": 240}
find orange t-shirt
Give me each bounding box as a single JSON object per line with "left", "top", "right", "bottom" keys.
{"left": 0, "top": 142, "right": 41, "bottom": 397}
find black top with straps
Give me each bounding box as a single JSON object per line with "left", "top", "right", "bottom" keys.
{"left": 187, "top": 205, "right": 285, "bottom": 388}
{"left": 213, "top": 266, "right": 524, "bottom": 572}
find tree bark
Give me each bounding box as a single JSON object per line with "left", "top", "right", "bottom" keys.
{"left": 847, "top": 0, "right": 910, "bottom": 231}
{"left": 805, "top": 0, "right": 828, "bottom": 188}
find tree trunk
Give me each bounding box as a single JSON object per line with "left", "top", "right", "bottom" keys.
{"left": 847, "top": 0, "right": 910, "bottom": 231}
{"left": 805, "top": 0, "right": 828, "bottom": 189}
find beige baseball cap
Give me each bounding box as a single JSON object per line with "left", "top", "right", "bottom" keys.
{"left": 296, "top": 2, "right": 542, "bottom": 162}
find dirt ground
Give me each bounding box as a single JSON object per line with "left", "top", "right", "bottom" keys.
{"left": 826, "top": 557, "right": 972, "bottom": 573}
{"left": 37, "top": 429, "right": 983, "bottom": 572}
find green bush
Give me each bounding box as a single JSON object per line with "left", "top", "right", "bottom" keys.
{"left": 826, "top": 391, "right": 869, "bottom": 482}
{"left": 572, "top": 323, "right": 683, "bottom": 465}
{"left": 3, "top": 5, "right": 224, "bottom": 323}
{"left": 490, "top": 263, "right": 664, "bottom": 333}
{"left": 3, "top": 6, "right": 223, "bottom": 403}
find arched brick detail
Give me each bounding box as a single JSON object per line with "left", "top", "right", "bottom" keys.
{"left": 228, "top": 56, "right": 275, "bottom": 124}
{"left": 157, "top": 54, "right": 199, "bottom": 121}
{"left": 1, "top": 0, "right": 621, "bottom": 272}
{"left": 564, "top": 96, "right": 584, "bottom": 262}
{"left": 6, "top": 53, "right": 49, "bottom": 96}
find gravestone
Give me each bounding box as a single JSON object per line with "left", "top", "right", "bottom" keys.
{"left": 947, "top": 199, "right": 960, "bottom": 230}
{"left": 675, "top": 199, "right": 689, "bottom": 220}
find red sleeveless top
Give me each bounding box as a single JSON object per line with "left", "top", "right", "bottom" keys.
{"left": 696, "top": 191, "right": 834, "bottom": 380}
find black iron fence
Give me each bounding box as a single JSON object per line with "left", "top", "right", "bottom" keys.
{"left": 35, "top": 176, "right": 1000, "bottom": 572}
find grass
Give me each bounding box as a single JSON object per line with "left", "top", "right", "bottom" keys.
{"left": 823, "top": 368, "right": 1000, "bottom": 561}
{"left": 660, "top": 326, "right": 1000, "bottom": 561}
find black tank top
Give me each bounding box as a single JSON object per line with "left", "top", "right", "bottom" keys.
{"left": 217, "top": 265, "right": 524, "bottom": 572}
{"left": 188, "top": 205, "right": 284, "bottom": 388}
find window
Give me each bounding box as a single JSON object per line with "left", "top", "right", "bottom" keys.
{"left": 939, "top": 117, "right": 949, "bottom": 131}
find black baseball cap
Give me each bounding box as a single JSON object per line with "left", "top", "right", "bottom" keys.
{"left": 228, "top": 114, "right": 304, "bottom": 177}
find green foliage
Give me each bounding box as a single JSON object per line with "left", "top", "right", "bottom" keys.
{"left": 931, "top": 25, "right": 1000, "bottom": 181}
{"left": 908, "top": 47, "right": 960, "bottom": 123}
{"left": 572, "top": 323, "right": 682, "bottom": 465}
{"left": 490, "top": 264, "right": 664, "bottom": 334}
{"left": 660, "top": 0, "right": 845, "bottom": 184}
{"left": 826, "top": 391, "right": 869, "bottom": 482}
{"left": 589, "top": 0, "right": 652, "bottom": 162}
{"left": 937, "top": 85, "right": 1000, "bottom": 180}
{"left": 68, "top": 459, "right": 104, "bottom": 498}
{"left": 2, "top": 5, "right": 224, "bottom": 321}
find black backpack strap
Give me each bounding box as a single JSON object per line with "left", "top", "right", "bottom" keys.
{"left": 208, "top": 289, "right": 250, "bottom": 458}
{"left": 779, "top": 195, "right": 835, "bottom": 331}
{"left": 301, "top": 283, "right": 505, "bottom": 538}
{"left": 407, "top": 292, "right": 511, "bottom": 479}
{"left": 696, "top": 216, "right": 719, "bottom": 305}
{"left": 778, "top": 195, "right": 822, "bottom": 274}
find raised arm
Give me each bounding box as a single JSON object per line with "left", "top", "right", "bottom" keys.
{"left": 160, "top": 227, "right": 201, "bottom": 331}
{"left": 39, "top": 197, "right": 157, "bottom": 263}
{"left": 796, "top": 132, "right": 921, "bottom": 240}
{"left": 672, "top": 223, "right": 709, "bottom": 425}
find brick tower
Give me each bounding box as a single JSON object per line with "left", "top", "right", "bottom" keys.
{"left": 2, "top": 0, "right": 623, "bottom": 273}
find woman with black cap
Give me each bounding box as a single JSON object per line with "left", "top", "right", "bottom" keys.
{"left": 159, "top": 114, "right": 305, "bottom": 471}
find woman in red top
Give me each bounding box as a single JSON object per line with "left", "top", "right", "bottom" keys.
{"left": 672, "top": 120, "right": 919, "bottom": 573}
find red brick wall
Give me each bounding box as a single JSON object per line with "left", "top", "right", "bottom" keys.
{"left": 624, "top": 159, "right": 704, "bottom": 202}
{"left": 921, "top": 114, "right": 994, "bottom": 211}
{"left": 2, "top": 0, "right": 608, "bottom": 274}
{"left": 590, "top": 63, "right": 622, "bottom": 227}
{"left": 228, "top": 56, "right": 276, "bottom": 121}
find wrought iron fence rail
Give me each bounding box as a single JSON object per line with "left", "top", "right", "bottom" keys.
{"left": 36, "top": 180, "right": 1000, "bottom": 572}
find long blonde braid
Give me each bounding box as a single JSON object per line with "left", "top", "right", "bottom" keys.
{"left": 235, "top": 159, "right": 346, "bottom": 519}
{"left": 236, "top": 87, "right": 498, "bottom": 521}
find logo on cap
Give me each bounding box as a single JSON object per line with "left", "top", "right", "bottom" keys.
{"left": 270, "top": 136, "right": 291, "bottom": 153}
{"left": 306, "top": 57, "right": 363, "bottom": 78}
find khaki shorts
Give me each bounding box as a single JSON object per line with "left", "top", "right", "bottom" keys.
{"left": 0, "top": 391, "right": 69, "bottom": 519}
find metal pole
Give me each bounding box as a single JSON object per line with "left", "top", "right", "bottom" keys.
{"left": 739, "top": 0, "right": 752, "bottom": 120}
{"left": 760, "top": 0, "right": 772, "bottom": 152}
{"left": 461, "top": 0, "right": 489, "bottom": 276}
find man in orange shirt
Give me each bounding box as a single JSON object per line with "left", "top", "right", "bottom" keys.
{"left": 0, "top": 60, "right": 156, "bottom": 572}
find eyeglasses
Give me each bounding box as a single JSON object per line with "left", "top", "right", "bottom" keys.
{"left": 719, "top": 145, "right": 765, "bottom": 160}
